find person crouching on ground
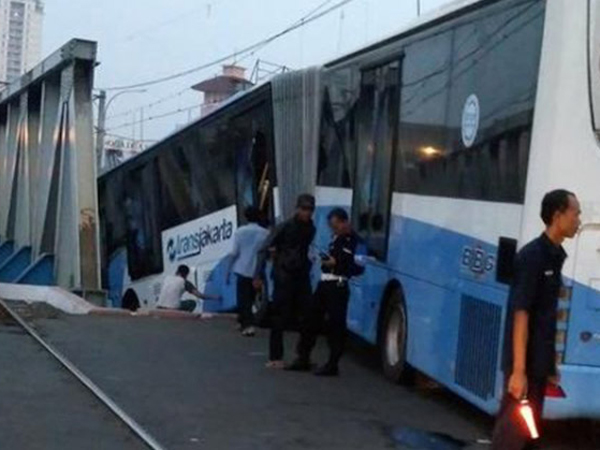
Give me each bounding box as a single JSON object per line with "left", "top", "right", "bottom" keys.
{"left": 157, "top": 265, "right": 220, "bottom": 313}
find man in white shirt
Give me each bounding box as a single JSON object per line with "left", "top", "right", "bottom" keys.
{"left": 227, "top": 207, "right": 269, "bottom": 336}
{"left": 157, "top": 265, "right": 218, "bottom": 312}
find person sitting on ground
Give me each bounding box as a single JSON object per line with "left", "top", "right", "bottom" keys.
{"left": 156, "top": 265, "right": 219, "bottom": 313}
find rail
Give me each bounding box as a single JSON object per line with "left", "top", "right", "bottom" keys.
{"left": 0, "top": 299, "right": 166, "bottom": 450}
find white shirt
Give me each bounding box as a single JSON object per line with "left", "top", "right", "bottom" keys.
{"left": 230, "top": 223, "right": 269, "bottom": 278}
{"left": 157, "top": 275, "right": 186, "bottom": 309}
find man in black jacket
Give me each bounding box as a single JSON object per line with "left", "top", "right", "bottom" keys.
{"left": 492, "top": 189, "right": 581, "bottom": 449}
{"left": 288, "top": 208, "right": 366, "bottom": 376}
{"left": 254, "top": 194, "right": 317, "bottom": 369}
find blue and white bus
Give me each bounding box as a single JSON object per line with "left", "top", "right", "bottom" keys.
{"left": 314, "top": 0, "right": 600, "bottom": 419}
{"left": 98, "top": 71, "right": 322, "bottom": 312}
{"left": 99, "top": 0, "right": 600, "bottom": 419}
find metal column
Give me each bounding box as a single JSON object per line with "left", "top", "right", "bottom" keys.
{"left": 0, "top": 39, "right": 100, "bottom": 292}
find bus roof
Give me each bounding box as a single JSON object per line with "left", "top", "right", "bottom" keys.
{"left": 325, "top": 0, "right": 488, "bottom": 68}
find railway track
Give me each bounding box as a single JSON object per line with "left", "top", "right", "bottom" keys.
{"left": 0, "top": 299, "right": 166, "bottom": 450}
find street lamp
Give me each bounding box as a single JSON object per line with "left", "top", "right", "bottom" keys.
{"left": 95, "top": 89, "right": 147, "bottom": 170}
{"left": 104, "top": 89, "right": 147, "bottom": 113}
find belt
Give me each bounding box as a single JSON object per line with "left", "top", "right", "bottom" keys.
{"left": 321, "top": 273, "right": 348, "bottom": 283}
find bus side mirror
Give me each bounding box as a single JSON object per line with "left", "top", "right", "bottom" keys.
{"left": 496, "top": 237, "right": 517, "bottom": 285}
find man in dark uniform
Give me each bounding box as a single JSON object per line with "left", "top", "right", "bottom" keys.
{"left": 492, "top": 189, "right": 581, "bottom": 449}
{"left": 287, "top": 208, "right": 366, "bottom": 376}
{"left": 254, "top": 194, "right": 317, "bottom": 369}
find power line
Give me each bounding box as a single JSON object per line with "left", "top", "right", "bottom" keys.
{"left": 106, "top": 87, "right": 189, "bottom": 121}
{"left": 99, "top": 0, "right": 356, "bottom": 91}
{"left": 117, "top": 2, "right": 222, "bottom": 45}
{"left": 106, "top": 104, "right": 202, "bottom": 132}
{"left": 104, "top": 0, "right": 341, "bottom": 122}
{"left": 104, "top": 0, "right": 345, "bottom": 124}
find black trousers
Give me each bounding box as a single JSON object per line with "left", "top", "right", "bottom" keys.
{"left": 269, "top": 272, "right": 313, "bottom": 361}
{"left": 236, "top": 275, "right": 255, "bottom": 329}
{"left": 297, "top": 281, "right": 350, "bottom": 368}
{"left": 491, "top": 377, "right": 547, "bottom": 450}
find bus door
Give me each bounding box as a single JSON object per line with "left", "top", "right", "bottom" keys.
{"left": 564, "top": 223, "right": 600, "bottom": 366}
{"left": 348, "top": 58, "right": 401, "bottom": 338}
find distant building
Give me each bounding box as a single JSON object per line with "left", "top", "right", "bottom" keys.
{"left": 0, "top": 0, "right": 44, "bottom": 84}
{"left": 192, "top": 64, "right": 253, "bottom": 117}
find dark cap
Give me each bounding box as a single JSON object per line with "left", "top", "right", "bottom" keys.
{"left": 296, "top": 194, "right": 316, "bottom": 210}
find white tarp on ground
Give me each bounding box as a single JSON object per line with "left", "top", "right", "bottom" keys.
{"left": 0, "top": 283, "right": 95, "bottom": 315}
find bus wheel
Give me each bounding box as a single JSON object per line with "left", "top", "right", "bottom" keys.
{"left": 380, "top": 291, "right": 409, "bottom": 383}
{"left": 121, "top": 289, "right": 140, "bottom": 312}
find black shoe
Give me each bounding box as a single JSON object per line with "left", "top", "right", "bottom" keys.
{"left": 314, "top": 364, "right": 339, "bottom": 377}
{"left": 285, "top": 359, "right": 312, "bottom": 372}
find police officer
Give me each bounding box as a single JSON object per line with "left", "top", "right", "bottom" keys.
{"left": 287, "top": 208, "right": 365, "bottom": 376}
{"left": 492, "top": 190, "right": 581, "bottom": 449}
{"left": 254, "top": 194, "right": 317, "bottom": 369}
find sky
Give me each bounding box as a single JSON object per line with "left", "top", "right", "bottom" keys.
{"left": 43, "top": 0, "right": 453, "bottom": 141}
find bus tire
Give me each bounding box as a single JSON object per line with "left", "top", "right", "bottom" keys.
{"left": 121, "top": 289, "right": 140, "bottom": 312}
{"left": 380, "top": 290, "right": 409, "bottom": 383}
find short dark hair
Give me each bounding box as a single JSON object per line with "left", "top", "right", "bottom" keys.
{"left": 541, "top": 189, "right": 575, "bottom": 226}
{"left": 176, "top": 265, "right": 190, "bottom": 277}
{"left": 296, "top": 194, "right": 316, "bottom": 210}
{"left": 327, "top": 207, "right": 349, "bottom": 222}
{"left": 244, "top": 206, "right": 261, "bottom": 223}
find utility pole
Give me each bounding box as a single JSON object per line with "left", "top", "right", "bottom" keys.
{"left": 95, "top": 90, "right": 107, "bottom": 171}
{"left": 417, "top": 0, "right": 422, "bottom": 17}
{"left": 94, "top": 88, "right": 147, "bottom": 171}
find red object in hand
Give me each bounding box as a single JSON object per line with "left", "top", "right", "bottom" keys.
{"left": 519, "top": 400, "right": 540, "bottom": 440}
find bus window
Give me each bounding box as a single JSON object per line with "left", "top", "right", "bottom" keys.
{"left": 235, "top": 137, "right": 255, "bottom": 217}
{"left": 396, "top": 0, "right": 545, "bottom": 204}
{"left": 235, "top": 131, "right": 271, "bottom": 222}
{"left": 318, "top": 81, "right": 357, "bottom": 188}
{"left": 156, "top": 141, "right": 196, "bottom": 231}
{"left": 231, "top": 103, "right": 275, "bottom": 226}
{"left": 193, "top": 121, "right": 236, "bottom": 215}
{"left": 124, "top": 163, "right": 163, "bottom": 280}
{"left": 318, "top": 66, "right": 360, "bottom": 190}
{"left": 353, "top": 60, "right": 400, "bottom": 259}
